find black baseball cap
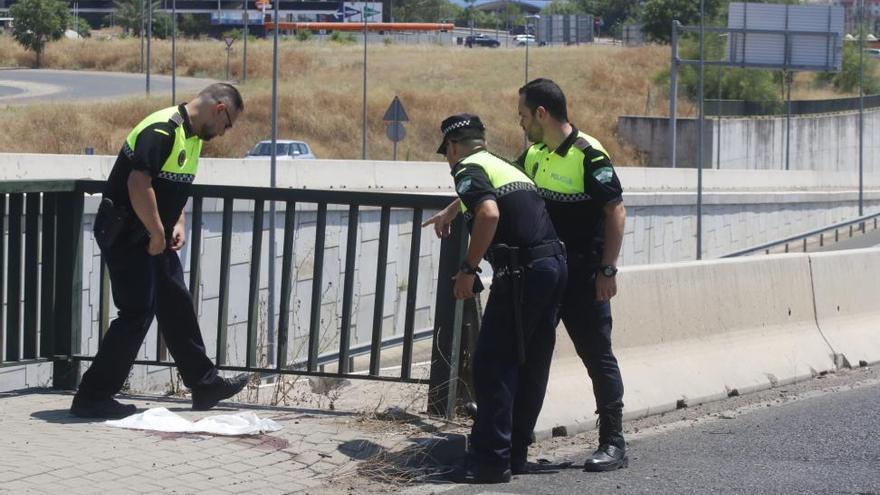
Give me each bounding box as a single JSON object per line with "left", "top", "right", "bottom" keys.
{"left": 436, "top": 113, "right": 486, "bottom": 154}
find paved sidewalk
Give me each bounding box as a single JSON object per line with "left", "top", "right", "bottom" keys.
{"left": 0, "top": 381, "right": 468, "bottom": 495}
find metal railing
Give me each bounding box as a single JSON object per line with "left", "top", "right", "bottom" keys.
{"left": 0, "top": 180, "right": 469, "bottom": 417}
{"left": 720, "top": 211, "right": 880, "bottom": 258}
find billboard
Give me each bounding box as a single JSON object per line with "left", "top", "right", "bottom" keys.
{"left": 727, "top": 2, "right": 844, "bottom": 71}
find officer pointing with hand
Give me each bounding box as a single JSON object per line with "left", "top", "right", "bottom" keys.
{"left": 425, "top": 114, "right": 567, "bottom": 483}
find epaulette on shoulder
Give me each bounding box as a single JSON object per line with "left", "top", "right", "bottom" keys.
{"left": 169, "top": 112, "right": 184, "bottom": 128}
{"left": 573, "top": 137, "right": 591, "bottom": 152}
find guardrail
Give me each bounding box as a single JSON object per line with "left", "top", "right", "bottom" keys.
{"left": 720, "top": 211, "right": 880, "bottom": 258}
{"left": 0, "top": 180, "right": 469, "bottom": 417}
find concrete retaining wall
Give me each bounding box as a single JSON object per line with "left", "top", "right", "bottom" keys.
{"left": 535, "top": 249, "right": 880, "bottom": 438}
{"left": 619, "top": 108, "right": 880, "bottom": 171}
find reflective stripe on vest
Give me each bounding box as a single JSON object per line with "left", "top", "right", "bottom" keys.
{"left": 523, "top": 132, "right": 609, "bottom": 202}
{"left": 455, "top": 150, "right": 537, "bottom": 214}
{"left": 124, "top": 107, "right": 202, "bottom": 183}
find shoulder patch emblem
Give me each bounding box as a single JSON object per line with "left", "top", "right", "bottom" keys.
{"left": 456, "top": 176, "right": 473, "bottom": 194}
{"left": 178, "top": 149, "right": 187, "bottom": 167}
{"left": 593, "top": 166, "right": 614, "bottom": 184}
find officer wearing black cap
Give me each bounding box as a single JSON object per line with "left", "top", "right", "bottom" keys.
{"left": 428, "top": 113, "right": 567, "bottom": 483}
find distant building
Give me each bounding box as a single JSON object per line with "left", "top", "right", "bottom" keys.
{"left": 832, "top": 0, "right": 880, "bottom": 33}
{"left": 0, "top": 0, "right": 383, "bottom": 37}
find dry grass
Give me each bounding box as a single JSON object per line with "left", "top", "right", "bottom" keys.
{"left": 0, "top": 34, "right": 854, "bottom": 164}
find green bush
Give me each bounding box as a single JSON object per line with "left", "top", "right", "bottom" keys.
{"left": 329, "top": 31, "right": 357, "bottom": 45}
{"left": 296, "top": 29, "right": 312, "bottom": 41}
{"left": 815, "top": 43, "right": 880, "bottom": 95}
{"left": 69, "top": 16, "right": 91, "bottom": 38}
{"left": 179, "top": 13, "right": 210, "bottom": 38}
{"left": 653, "top": 32, "right": 781, "bottom": 105}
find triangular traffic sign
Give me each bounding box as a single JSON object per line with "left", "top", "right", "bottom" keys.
{"left": 383, "top": 96, "right": 409, "bottom": 122}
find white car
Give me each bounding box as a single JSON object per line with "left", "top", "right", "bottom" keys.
{"left": 515, "top": 34, "right": 537, "bottom": 46}
{"left": 245, "top": 140, "right": 316, "bottom": 160}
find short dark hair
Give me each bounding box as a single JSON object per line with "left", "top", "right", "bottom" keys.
{"left": 198, "top": 83, "right": 244, "bottom": 112}
{"left": 518, "top": 78, "right": 568, "bottom": 122}
{"left": 449, "top": 137, "right": 485, "bottom": 151}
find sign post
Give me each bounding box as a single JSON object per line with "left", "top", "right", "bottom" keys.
{"left": 383, "top": 96, "right": 409, "bottom": 160}
{"left": 224, "top": 36, "right": 235, "bottom": 80}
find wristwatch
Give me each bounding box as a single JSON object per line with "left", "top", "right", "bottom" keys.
{"left": 459, "top": 261, "right": 482, "bottom": 275}
{"left": 599, "top": 264, "right": 618, "bottom": 277}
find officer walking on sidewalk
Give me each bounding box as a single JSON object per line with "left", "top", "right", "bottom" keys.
{"left": 71, "top": 83, "right": 250, "bottom": 419}
{"left": 515, "top": 78, "right": 628, "bottom": 471}
{"left": 425, "top": 114, "right": 567, "bottom": 483}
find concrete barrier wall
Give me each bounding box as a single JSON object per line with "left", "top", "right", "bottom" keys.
{"left": 809, "top": 248, "right": 880, "bottom": 369}
{"left": 5, "top": 152, "right": 880, "bottom": 266}
{"left": 536, "top": 253, "right": 851, "bottom": 437}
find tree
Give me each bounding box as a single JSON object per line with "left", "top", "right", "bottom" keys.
{"left": 542, "top": 0, "right": 583, "bottom": 16}
{"left": 9, "top": 0, "right": 69, "bottom": 68}
{"left": 815, "top": 42, "right": 880, "bottom": 95}
{"left": 572, "top": 0, "right": 640, "bottom": 37}
{"left": 179, "top": 14, "right": 211, "bottom": 38}
{"left": 392, "top": 0, "right": 460, "bottom": 23}
{"left": 70, "top": 17, "right": 92, "bottom": 38}
{"left": 640, "top": 0, "right": 724, "bottom": 43}
{"left": 112, "top": 0, "right": 166, "bottom": 37}
{"left": 653, "top": 32, "right": 781, "bottom": 105}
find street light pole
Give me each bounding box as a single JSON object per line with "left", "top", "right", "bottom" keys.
{"left": 523, "top": 14, "right": 539, "bottom": 148}
{"left": 268, "top": 0, "right": 280, "bottom": 364}
{"left": 140, "top": 0, "right": 145, "bottom": 72}
{"left": 859, "top": 0, "right": 865, "bottom": 217}
{"left": 362, "top": 11, "right": 368, "bottom": 159}
{"left": 696, "top": 0, "right": 704, "bottom": 260}
{"left": 172, "top": 0, "right": 176, "bottom": 105}
{"left": 243, "top": 0, "right": 248, "bottom": 82}
{"left": 146, "top": 0, "right": 152, "bottom": 96}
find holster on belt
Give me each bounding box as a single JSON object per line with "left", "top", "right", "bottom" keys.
{"left": 93, "top": 198, "right": 148, "bottom": 251}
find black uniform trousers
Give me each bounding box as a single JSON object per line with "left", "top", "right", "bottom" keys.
{"left": 558, "top": 252, "right": 625, "bottom": 446}
{"left": 470, "top": 254, "right": 567, "bottom": 469}
{"left": 77, "top": 242, "right": 218, "bottom": 400}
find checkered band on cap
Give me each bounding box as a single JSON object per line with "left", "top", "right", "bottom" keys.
{"left": 443, "top": 119, "right": 479, "bottom": 137}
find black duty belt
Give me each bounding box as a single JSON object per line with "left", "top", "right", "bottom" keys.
{"left": 486, "top": 240, "right": 565, "bottom": 270}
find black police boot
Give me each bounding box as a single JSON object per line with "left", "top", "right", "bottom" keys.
{"left": 510, "top": 452, "right": 530, "bottom": 475}
{"left": 70, "top": 395, "right": 137, "bottom": 419}
{"left": 191, "top": 373, "right": 250, "bottom": 411}
{"left": 584, "top": 411, "right": 628, "bottom": 472}
{"left": 457, "top": 464, "right": 511, "bottom": 484}
{"left": 510, "top": 441, "right": 531, "bottom": 475}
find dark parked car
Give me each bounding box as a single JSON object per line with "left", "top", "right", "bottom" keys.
{"left": 465, "top": 34, "right": 501, "bottom": 48}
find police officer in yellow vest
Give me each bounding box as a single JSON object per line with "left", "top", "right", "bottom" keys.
{"left": 517, "top": 78, "right": 628, "bottom": 471}
{"left": 71, "top": 83, "right": 249, "bottom": 419}
{"left": 429, "top": 114, "right": 567, "bottom": 483}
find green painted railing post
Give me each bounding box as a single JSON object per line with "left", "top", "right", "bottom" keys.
{"left": 53, "top": 191, "right": 84, "bottom": 390}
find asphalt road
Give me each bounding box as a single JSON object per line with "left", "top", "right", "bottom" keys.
{"left": 0, "top": 69, "right": 216, "bottom": 106}
{"left": 400, "top": 367, "right": 880, "bottom": 495}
